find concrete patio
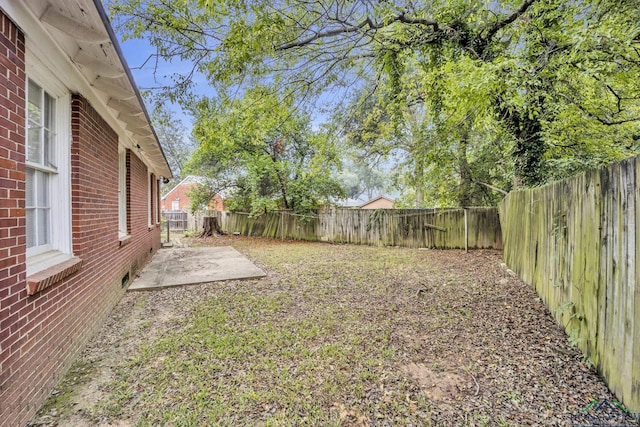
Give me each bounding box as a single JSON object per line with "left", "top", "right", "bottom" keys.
{"left": 128, "top": 246, "right": 266, "bottom": 291}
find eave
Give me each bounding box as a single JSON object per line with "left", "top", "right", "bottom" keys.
{"left": 1, "top": 0, "right": 173, "bottom": 179}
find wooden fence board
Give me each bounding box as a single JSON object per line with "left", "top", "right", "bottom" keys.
{"left": 162, "top": 211, "right": 188, "bottom": 230}
{"left": 499, "top": 155, "right": 640, "bottom": 411}
{"left": 620, "top": 159, "right": 635, "bottom": 402}
{"left": 220, "top": 208, "right": 502, "bottom": 250}
{"left": 634, "top": 157, "right": 640, "bottom": 407}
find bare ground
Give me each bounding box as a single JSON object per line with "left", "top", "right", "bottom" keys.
{"left": 29, "top": 236, "right": 615, "bottom": 426}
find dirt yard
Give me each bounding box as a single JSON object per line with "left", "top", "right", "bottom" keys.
{"left": 30, "top": 236, "right": 615, "bottom": 426}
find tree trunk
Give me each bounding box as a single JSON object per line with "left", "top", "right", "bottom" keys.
{"left": 458, "top": 130, "right": 472, "bottom": 207}
{"left": 498, "top": 96, "right": 546, "bottom": 188}
{"left": 200, "top": 216, "right": 225, "bottom": 237}
{"left": 415, "top": 156, "right": 424, "bottom": 208}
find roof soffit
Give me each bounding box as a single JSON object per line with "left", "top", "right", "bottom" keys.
{"left": 12, "top": 0, "right": 172, "bottom": 178}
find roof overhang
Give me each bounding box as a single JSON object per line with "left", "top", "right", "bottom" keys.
{"left": 1, "top": 0, "right": 173, "bottom": 178}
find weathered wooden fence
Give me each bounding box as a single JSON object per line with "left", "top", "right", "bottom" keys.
{"left": 188, "top": 210, "right": 217, "bottom": 232}
{"left": 219, "top": 211, "right": 319, "bottom": 241}
{"left": 162, "top": 211, "right": 188, "bottom": 230}
{"left": 219, "top": 208, "right": 502, "bottom": 249}
{"left": 499, "top": 156, "right": 639, "bottom": 411}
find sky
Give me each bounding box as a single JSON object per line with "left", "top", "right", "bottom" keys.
{"left": 115, "top": 33, "right": 203, "bottom": 129}
{"left": 114, "top": 25, "right": 338, "bottom": 132}
{"left": 116, "top": 34, "right": 334, "bottom": 133}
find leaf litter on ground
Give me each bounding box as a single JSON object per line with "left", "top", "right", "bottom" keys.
{"left": 30, "top": 236, "right": 616, "bottom": 426}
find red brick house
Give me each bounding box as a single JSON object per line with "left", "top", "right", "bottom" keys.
{"left": 161, "top": 175, "right": 225, "bottom": 212}
{"left": 0, "top": 1, "right": 172, "bottom": 425}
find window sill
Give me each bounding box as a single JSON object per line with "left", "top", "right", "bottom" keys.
{"left": 26, "top": 255, "right": 83, "bottom": 295}
{"left": 119, "top": 234, "right": 132, "bottom": 248}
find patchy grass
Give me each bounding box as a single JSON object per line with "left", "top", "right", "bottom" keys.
{"left": 95, "top": 243, "right": 433, "bottom": 425}
{"left": 28, "top": 360, "right": 97, "bottom": 425}
{"left": 33, "top": 237, "right": 615, "bottom": 426}
{"left": 99, "top": 292, "right": 428, "bottom": 425}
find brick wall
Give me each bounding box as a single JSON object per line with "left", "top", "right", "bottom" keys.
{"left": 0, "top": 12, "right": 161, "bottom": 425}
{"left": 0, "top": 11, "right": 28, "bottom": 425}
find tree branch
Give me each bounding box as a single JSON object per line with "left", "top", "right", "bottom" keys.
{"left": 559, "top": 93, "right": 640, "bottom": 126}
{"left": 396, "top": 12, "right": 439, "bottom": 30}
{"left": 473, "top": 180, "right": 508, "bottom": 195}
{"left": 277, "top": 11, "right": 440, "bottom": 51}
{"left": 277, "top": 17, "right": 379, "bottom": 50}
{"left": 481, "top": 0, "right": 539, "bottom": 43}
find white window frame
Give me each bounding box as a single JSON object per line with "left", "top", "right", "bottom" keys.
{"left": 172, "top": 199, "right": 180, "bottom": 211}
{"left": 118, "top": 146, "right": 128, "bottom": 237}
{"left": 148, "top": 172, "right": 152, "bottom": 227}
{"left": 25, "top": 51, "right": 72, "bottom": 275}
{"left": 155, "top": 178, "right": 161, "bottom": 225}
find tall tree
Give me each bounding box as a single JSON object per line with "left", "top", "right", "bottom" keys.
{"left": 491, "top": 0, "right": 640, "bottom": 184}
{"left": 185, "top": 86, "right": 344, "bottom": 215}
{"left": 110, "top": 0, "right": 537, "bottom": 94}
{"left": 336, "top": 161, "right": 389, "bottom": 201}
{"left": 339, "top": 57, "right": 512, "bottom": 208}
{"left": 341, "top": 92, "right": 434, "bottom": 208}
{"left": 111, "top": 0, "right": 640, "bottom": 189}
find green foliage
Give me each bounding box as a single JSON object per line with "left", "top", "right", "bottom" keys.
{"left": 336, "top": 161, "right": 389, "bottom": 201}
{"left": 184, "top": 180, "right": 220, "bottom": 214}
{"left": 339, "top": 59, "right": 512, "bottom": 207}
{"left": 110, "top": 0, "right": 640, "bottom": 196}
{"left": 492, "top": 0, "right": 640, "bottom": 184}
{"left": 365, "top": 209, "right": 384, "bottom": 233}
{"left": 185, "top": 86, "right": 344, "bottom": 215}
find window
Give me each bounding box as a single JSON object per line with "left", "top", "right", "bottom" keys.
{"left": 172, "top": 200, "right": 180, "bottom": 211}
{"left": 156, "top": 179, "right": 161, "bottom": 224}
{"left": 148, "top": 172, "right": 153, "bottom": 226}
{"left": 25, "top": 73, "right": 71, "bottom": 274}
{"left": 118, "top": 146, "right": 128, "bottom": 237}
{"left": 148, "top": 173, "right": 159, "bottom": 225}
{"left": 26, "top": 80, "right": 54, "bottom": 251}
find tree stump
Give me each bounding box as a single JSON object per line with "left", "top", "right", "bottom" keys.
{"left": 200, "top": 216, "right": 225, "bottom": 237}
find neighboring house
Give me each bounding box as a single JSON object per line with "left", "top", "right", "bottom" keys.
{"left": 332, "top": 196, "right": 395, "bottom": 210}
{"left": 360, "top": 196, "right": 395, "bottom": 209}
{"left": 336, "top": 196, "right": 368, "bottom": 209}
{"left": 0, "top": 2, "right": 172, "bottom": 426}
{"left": 161, "top": 175, "right": 225, "bottom": 212}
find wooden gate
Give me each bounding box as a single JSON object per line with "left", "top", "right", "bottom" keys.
{"left": 163, "top": 211, "right": 188, "bottom": 230}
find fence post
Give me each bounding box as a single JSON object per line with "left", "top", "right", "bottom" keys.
{"left": 464, "top": 208, "right": 468, "bottom": 253}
